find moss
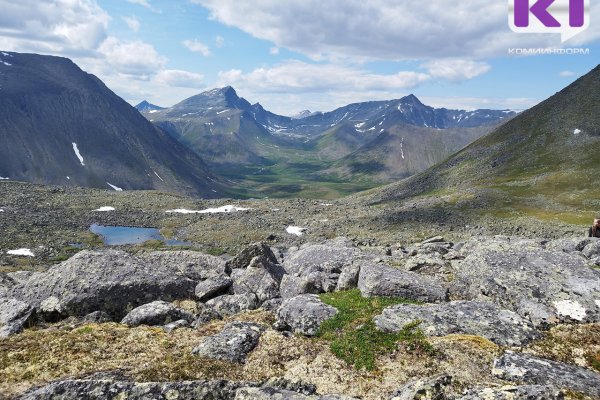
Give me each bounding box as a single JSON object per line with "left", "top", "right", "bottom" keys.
{"left": 317, "top": 289, "right": 432, "bottom": 371}
{"left": 203, "top": 247, "right": 227, "bottom": 256}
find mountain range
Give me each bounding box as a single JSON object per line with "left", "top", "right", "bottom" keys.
{"left": 0, "top": 51, "right": 224, "bottom": 197}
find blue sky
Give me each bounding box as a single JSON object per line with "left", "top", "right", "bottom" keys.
{"left": 0, "top": 0, "right": 598, "bottom": 115}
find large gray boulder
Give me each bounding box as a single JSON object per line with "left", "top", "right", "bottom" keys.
{"left": 375, "top": 301, "right": 539, "bottom": 346}
{"left": 582, "top": 240, "right": 600, "bottom": 259}
{"left": 120, "top": 301, "right": 195, "bottom": 327}
{"left": 205, "top": 294, "right": 259, "bottom": 317}
{"left": 335, "top": 264, "right": 361, "bottom": 292}
{"left": 493, "top": 352, "right": 600, "bottom": 398}
{"left": 358, "top": 263, "right": 447, "bottom": 303}
{"left": 9, "top": 250, "right": 211, "bottom": 320}
{"left": 17, "top": 379, "right": 245, "bottom": 400}
{"left": 545, "top": 237, "right": 598, "bottom": 254}
{"left": 226, "top": 242, "right": 279, "bottom": 270}
{"left": 450, "top": 239, "right": 600, "bottom": 326}
{"left": 279, "top": 263, "right": 342, "bottom": 299}
{"left": 232, "top": 255, "right": 286, "bottom": 303}
{"left": 136, "top": 250, "right": 228, "bottom": 280}
{"left": 0, "top": 297, "right": 34, "bottom": 337}
{"left": 195, "top": 274, "right": 233, "bottom": 302}
{"left": 276, "top": 294, "right": 337, "bottom": 336}
{"left": 457, "top": 385, "right": 565, "bottom": 400}
{"left": 283, "top": 238, "right": 361, "bottom": 276}
{"left": 192, "top": 321, "right": 263, "bottom": 363}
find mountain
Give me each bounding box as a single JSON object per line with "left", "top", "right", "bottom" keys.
{"left": 368, "top": 64, "right": 600, "bottom": 225}
{"left": 140, "top": 87, "right": 515, "bottom": 198}
{"left": 135, "top": 100, "right": 163, "bottom": 112}
{"left": 291, "top": 110, "right": 320, "bottom": 119}
{"left": 0, "top": 51, "right": 223, "bottom": 197}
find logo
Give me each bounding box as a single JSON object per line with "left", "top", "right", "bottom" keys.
{"left": 509, "top": 0, "right": 590, "bottom": 42}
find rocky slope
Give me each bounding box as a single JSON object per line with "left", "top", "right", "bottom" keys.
{"left": 0, "top": 51, "right": 223, "bottom": 197}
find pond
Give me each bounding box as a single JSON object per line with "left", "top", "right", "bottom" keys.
{"left": 90, "top": 224, "right": 191, "bottom": 246}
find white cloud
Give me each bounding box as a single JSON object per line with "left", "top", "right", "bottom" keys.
{"left": 182, "top": 39, "right": 211, "bottom": 56}
{"left": 217, "top": 60, "right": 430, "bottom": 93}
{"left": 423, "top": 59, "right": 491, "bottom": 82}
{"left": 559, "top": 70, "right": 576, "bottom": 77}
{"left": 194, "top": 0, "right": 600, "bottom": 60}
{"left": 122, "top": 16, "right": 140, "bottom": 32}
{"left": 154, "top": 69, "right": 205, "bottom": 88}
{"left": 95, "top": 37, "right": 166, "bottom": 78}
{"left": 127, "top": 0, "right": 161, "bottom": 13}
{"left": 215, "top": 35, "right": 225, "bottom": 47}
{"left": 270, "top": 46, "right": 280, "bottom": 55}
{"left": 0, "top": 0, "right": 110, "bottom": 56}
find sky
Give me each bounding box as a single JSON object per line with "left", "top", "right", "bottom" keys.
{"left": 0, "top": 0, "right": 598, "bottom": 115}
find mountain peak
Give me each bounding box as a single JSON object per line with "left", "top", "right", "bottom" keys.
{"left": 135, "top": 100, "right": 163, "bottom": 112}
{"left": 400, "top": 94, "right": 424, "bottom": 106}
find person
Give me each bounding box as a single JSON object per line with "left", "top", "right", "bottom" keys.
{"left": 589, "top": 217, "right": 600, "bottom": 238}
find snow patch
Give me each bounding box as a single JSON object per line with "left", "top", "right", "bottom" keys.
{"left": 72, "top": 143, "right": 85, "bottom": 166}
{"left": 66, "top": 176, "right": 70, "bottom": 180}
{"left": 354, "top": 122, "right": 366, "bottom": 129}
{"left": 595, "top": 300, "right": 600, "bottom": 309}
{"left": 93, "top": 206, "right": 115, "bottom": 212}
{"left": 149, "top": 110, "right": 159, "bottom": 114}
{"left": 106, "top": 182, "right": 123, "bottom": 191}
{"left": 0, "top": 209, "right": 4, "bottom": 212}
{"left": 0, "top": 176, "right": 9, "bottom": 180}
{"left": 216, "top": 110, "right": 228, "bottom": 114}
{"left": 166, "top": 205, "right": 251, "bottom": 214}
{"left": 153, "top": 170, "right": 164, "bottom": 182}
{"left": 400, "top": 137, "right": 405, "bottom": 160}
{"left": 286, "top": 226, "right": 306, "bottom": 236}
{"left": 0, "top": 52, "right": 9, "bottom": 56}
{"left": 553, "top": 300, "right": 587, "bottom": 321}
{"left": 2, "top": 61, "right": 11, "bottom": 66}
{"left": 320, "top": 203, "right": 333, "bottom": 206}
{"left": 573, "top": 128, "right": 581, "bottom": 135}
{"left": 7, "top": 248, "right": 35, "bottom": 257}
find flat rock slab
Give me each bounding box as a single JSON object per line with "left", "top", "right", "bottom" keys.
{"left": 121, "top": 301, "right": 195, "bottom": 327}
{"left": 195, "top": 274, "right": 233, "bottom": 302}
{"left": 283, "top": 238, "right": 361, "bottom": 276}
{"left": 205, "top": 293, "right": 259, "bottom": 317}
{"left": 0, "top": 297, "right": 34, "bottom": 337}
{"left": 358, "top": 263, "right": 447, "bottom": 303}
{"left": 493, "top": 352, "right": 600, "bottom": 398}
{"left": 136, "top": 250, "right": 228, "bottom": 280}
{"left": 276, "top": 294, "right": 337, "bottom": 336}
{"left": 9, "top": 250, "right": 208, "bottom": 320}
{"left": 235, "top": 387, "right": 358, "bottom": 399}
{"left": 450, "top": 239, "right": 600, "bottom": 326}
{"left": 192, "top": 321, "right": 263, "bottom": 363}
{"left": 375, "top": 301, "right": 539, "bottom": 346}
{"left": 457, "top": 385, "right": 564, "bottom": 400}
{"left": 17, "top": 379, "right": 244, "bottom": 400}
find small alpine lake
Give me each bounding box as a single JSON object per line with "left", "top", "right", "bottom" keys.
{"left": 89, "top": 224, "right": 191, "bottom": 246}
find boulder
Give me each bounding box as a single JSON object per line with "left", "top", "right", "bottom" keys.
{"left": 17, "top": 379, "right": 244, "bottom": 400}
{"left": 389, "top": 375, "right": 452, "bottom": 400}
{"left": 9, "top": 250, "right": 206, "bottom": 320}
{"left": 358, "top": 263, "right": 447, "bottom": 303}
{"left": 283, "top": 238, "right": 361, "bottom": 276}
{"left": 450, "top": 239, "right": 600, "bottom": 326}
{"left": 276, "top": 294, "right": 337, "bottom": 336}
{"left": 163, "top": 319, "right": 190, "bottom": 333}
{"left": 136, "top": 250, "right": 229, "bottom": 280}
{"left": 335, "top": 264, "right": 361, "bottom": 291}
{"left": 205, "top": 294, "right": 259, "bottom": 317}
{"left": 280, "top": 263, "right": 342, "bottom": 299}
{"left": 493, "top": 352, "right": 600, "bottom": 399}
{"left": 192, "top": 321, "right": 263, "bottom": 363}
{"left": 0, "top": 297, "right": 34, "bottom": 337}
{"left": 226, "top": 242, "right": 279, "bottom": 270}
{"left": 195, "top": 274, "right": 233, "bottom": 302}
{"left": 234, "top": 387, "right": 357, "bottom": 399}
{"left": 457, "top": 385, "right": 565, "bottom": 400}
{"left": 375, "top": 301, "right": 538, "bottom": 346}
{"left": 81, "top": 311, "right": 112, "bottom": 324}
{"left": 545, "top": 237, "right": 598, "bottom": 253}
{"left": 232, "top": 255, "right": 286, "bottom": 303}
{"left": 121, "top": 301, "right": 195, "bottom": 327}
{"left": 582, "top": 241, "right": 600, "bottom": 259}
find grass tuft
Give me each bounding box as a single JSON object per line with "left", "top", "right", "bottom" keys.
{"left": 317, "top": 289, "right": 433, "bottom": 371}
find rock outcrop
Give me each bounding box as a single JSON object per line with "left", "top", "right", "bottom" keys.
{"left": 192, "top": 322, "right": 264, "bottom": 363}
{"left": 276, "top": 294, "right": 337, "bottom": 336}
{"left": 120, "top": 301, "right": 195, "bottom": 327}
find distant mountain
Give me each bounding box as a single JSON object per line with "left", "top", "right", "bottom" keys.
{"left": 291, "top": 110, "right": 321, "bottom": 119}
{"left": 135, "top": 100, "right": 164, "bottom": 113}
{"left": 0, "top": 51, "right": 223, "bottom": 197}
{"left": 368, "top": 64, "right": 600, "bottom": 224}
{"left": 139, "top": 86, "right": 515, "bottom": 198}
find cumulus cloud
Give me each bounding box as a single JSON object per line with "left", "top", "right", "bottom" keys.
{"left": 0, "top": 0, "right": 110, "bottom": 56}
{"left": 423, "top": 59, "right": 491, "bottom": 82}
{"left": 194, "top": 0, "right": 599, "bottom": 60}
{"left": 127, "top": 0, "right": 161, "bottom": 13}
{"left": 96, "top": 37, "right": 167, "bottom": 78}
{"left": 154, "top": 70, "right": 205, "bottom": 88}
{"left": 182, "top": 39, "right": 211, "bottom": 56}
{"left": 122, "top": 16, "right": 140, "bottom": 32}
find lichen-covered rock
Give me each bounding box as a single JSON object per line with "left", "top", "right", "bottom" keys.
{"left": 17, "top": 379, "right": 245, "bottom": 399}
{"left": 283, "top": 238, "right": 361, "bottom": 276}
{"left": 195, "top": 274, "right": 233, "bottom": 302}
{"left": 226, "top": 242, "right": 279, "bottom": 270}
{"left": 389, "top": 375, "right": 452, "bottom": 400}
{"left": 9, "top": 250, "right": 207, "bottom": 320}
{"left": 358, "top": 263, "right": 447, "bottom": 303}
{"left": 235, "top": 387, "right": 358, "bottom": 399}
{"left": 545, "top": 237, "right": 597, "bottom": 254}
{"left": 493, "top": 352, "right": 600, "bottom": 398}
{"left": 136, "top": 250, "right": 228, "bottom": 280}
{"left": 0, "top": 297, "right": 34, "bottom": 337}
{"left": 163, "top": 319, "right": 190, "bottom": 333}
{"left": 450, "top": 239, "right": 600, "bottom": 326}
{"left": 121, "top": 301, "right": 195, "bottom": 327}
{"left": 582, "top": 240, "right": 600, "bottom": 259}
{"left": 232, "top": 255, "right": 286, "bottom": 303}
{"left": 276, "top": 294, "right": 337, "bottom": 336}
{"left": 192, "top": 321, "right": 263, "bottom": 363}
{"left": 82, "top": 311, "right": 112, "bottom": 324}
{"left": 279, "top": 263, "right": 342, "bottom": 299}
{"left": 335, "top": 264, "right": 361, "bottom": 292}
{"left": 375, "top": 301, "right": 539, "bottom": 346}
{"left": 457, "top": 385, "right": 565, "bottom": 400}
{"left": 205, "top": 294, "right": 259, "bottom": 317}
